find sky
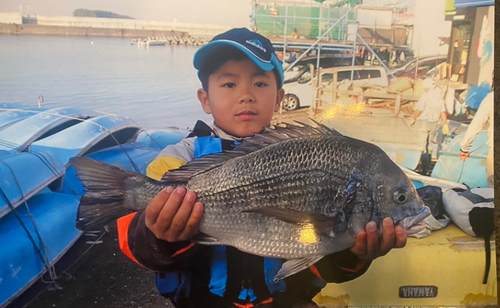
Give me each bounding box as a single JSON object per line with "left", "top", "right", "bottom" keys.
{"left": 0, "top": 0, "right": 253, "bottom": 27}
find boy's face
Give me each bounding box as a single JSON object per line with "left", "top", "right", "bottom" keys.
{"left": 197, "top": 59, "right": 285, "bottom": 138}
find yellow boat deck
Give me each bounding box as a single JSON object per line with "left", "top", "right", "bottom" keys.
{"left": 314, "top": 224, "right": 497, "bottom": 307}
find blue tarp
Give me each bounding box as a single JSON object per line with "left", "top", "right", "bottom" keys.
{"left": 454, "top": 0, "right": 494, "bottom": 8}
{"left": 464, "top": 82, "right": 491, "bottom": 110}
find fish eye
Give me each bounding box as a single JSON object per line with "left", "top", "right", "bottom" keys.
{"left": 394, "top": 190, "right": 407, "bottom": 204}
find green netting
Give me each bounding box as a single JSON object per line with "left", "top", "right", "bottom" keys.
{"left": 254, "top": 1, "right": 358, "bottom": 39}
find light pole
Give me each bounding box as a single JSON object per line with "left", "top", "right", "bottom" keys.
{"left": 314, "top": 0, "right": 326, "bottom": 69}
{"left": 283, "top": 0, "right": 289, "bottom": 65}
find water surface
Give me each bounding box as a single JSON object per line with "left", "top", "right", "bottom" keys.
{"left": 0, "top": 35, "right": 213, "bottom": 129}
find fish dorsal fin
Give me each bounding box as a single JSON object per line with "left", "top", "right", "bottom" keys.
{"left": 161, "top": 152, "right": 239, "bottom": 182}
{"left": 161, "top": 121, "right": 342, "bottom": 182}
{"left": 232, "top": 121, "right": 342, "bottom": 156}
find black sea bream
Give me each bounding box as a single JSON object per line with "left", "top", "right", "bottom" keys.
{"left": 71, "top": 123, "right": 430, "bottom": 280}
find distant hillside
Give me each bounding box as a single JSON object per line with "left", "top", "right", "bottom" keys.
{"left": 73, "top": 9, "right": 134, "bottom": 19}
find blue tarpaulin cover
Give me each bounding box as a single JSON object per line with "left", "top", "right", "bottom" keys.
{"left": 454, "top": 0, "right": 494, "bottom": 8}
{"left": 464, "top": 82, "right": 491, "bottom": 110}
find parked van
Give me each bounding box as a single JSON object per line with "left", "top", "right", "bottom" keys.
{"left": 281, "top": 66, "right": 389, "bottom": 111}
{"left": 282, "top": 52, "right": 365, "bottom": 84}
{"left": 283, "top": 56, "right": 337, "bottom": 83}
{"left": 387, "top": 55, "right": 447, "bottom": 80}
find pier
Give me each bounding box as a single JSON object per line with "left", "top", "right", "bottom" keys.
{"left": 0, "top": 12, "right": 229, "bottom": 38}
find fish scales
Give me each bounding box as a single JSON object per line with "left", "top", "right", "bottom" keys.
{"left": 179, "top": 135, "right": 379, "bottom": 258}
{"left": 123, "top": 177, "right": 166, "bottom": 208}
{"left": 188, "top": 136, "right": 353, "bottom": 196}
{"left": 189, "top": 136, "right": 362, "bottom": 206}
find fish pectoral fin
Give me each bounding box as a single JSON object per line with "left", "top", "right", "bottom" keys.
{"left": 191, "top": 233, "right": 222, "bottom": 246}
{"left": 243, "top": 207, "right": 345, "bottom": 238}
{"left": 274, "top": 256, "right": 324, "bottom": 282}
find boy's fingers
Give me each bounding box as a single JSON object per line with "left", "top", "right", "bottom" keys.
{"left": 395, "top": 225, "right": 407, "bottom": 248}
{"left": 178, "top": 202, "right": 204, "bottom": 241}
{"left": 145, "top": 186, "right": 174, "bottom": 227}
{"left": 156, "top": 187, "right": 186, "bottom": 234}
{"left": 350, "top": 230, "right": 367, "bottom": 258}
{"left": 379, "top": 218, "right": 396, "bottom": 256}
{"left": 167, "top": 191, "right": 197, "bottom": 240}
{"left": 365, "top": 221, "right": 379, "bottom": 259}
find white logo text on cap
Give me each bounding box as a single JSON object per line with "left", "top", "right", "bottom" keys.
{"left": 245, "top": 39, "right": 266, "bottom": 53}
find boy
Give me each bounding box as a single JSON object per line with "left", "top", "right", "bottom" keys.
{"left": 117, "top": 28, "right": 407, "bottom": 308}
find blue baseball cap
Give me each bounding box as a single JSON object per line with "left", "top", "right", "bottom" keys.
{"left": 193, "top": 28, "right": 284, "bottom": 87}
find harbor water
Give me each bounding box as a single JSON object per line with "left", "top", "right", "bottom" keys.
{"left": 0, "top": 35, "right": 213, "bottom": 130}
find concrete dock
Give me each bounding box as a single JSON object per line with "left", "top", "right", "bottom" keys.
{"left": 0, "top": 12, "right": 229, "bottom": 38}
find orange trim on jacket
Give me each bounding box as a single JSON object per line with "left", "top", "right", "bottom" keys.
{"left": 171, "top": 243, "right": 196, "bottom": 257}
{"left": 309, "top": 264, "right": 326, "bottom": 283}
{"left": 117, "top": 212, "right": 141, "bottom": 265}
{"left": 339, "top": 258, "right": 368, "bottom": 273}
{"left": 232, "top": 297, "right": 272, "bottom": 308}
{"left": 233, "top": 303, "right": 254, "bottom": 308}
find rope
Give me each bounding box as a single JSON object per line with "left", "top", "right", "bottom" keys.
{"left": 0, "top": 182, "right": 60, "bottom": 288}
{"left": 456, "top": 146, "right": 483, "bottom": 185}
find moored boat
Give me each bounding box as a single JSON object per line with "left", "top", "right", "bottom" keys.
{"left": 0, "top": 104, "right": 186, "bottom": 308}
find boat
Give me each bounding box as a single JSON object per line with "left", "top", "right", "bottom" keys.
{"left": 135, "top": 37, "right": 168, "bottom": 47}
{"left": 0, "top": 104, "right": 187, "bottom": 308}
{"left": 145, "top": 39, "right": 168, "bottom": 46}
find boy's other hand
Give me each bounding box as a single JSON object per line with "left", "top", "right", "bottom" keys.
{"left": 349, "top": 218, "right": 407, "bottom": 261}
{"left": 145, "top": 186, "right": 204, "bottom": 242}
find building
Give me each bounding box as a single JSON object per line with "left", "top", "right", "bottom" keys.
{"left": 445, "top": 0, "right": 494, "bottom": 85}
{"left": 412, "top": 0, "right": 452, "bottom": 56}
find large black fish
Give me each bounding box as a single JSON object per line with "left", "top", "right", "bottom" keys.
{"left": 71, "top": 123, "right": 430, "bottom": 280}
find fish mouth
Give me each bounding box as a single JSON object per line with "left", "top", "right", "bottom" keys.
{"left": 398, "top": 206, "right": 431, "bottom": 235}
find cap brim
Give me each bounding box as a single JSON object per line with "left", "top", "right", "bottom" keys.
{"left": 194, "top": 41, "right": 275, "bottom": 72}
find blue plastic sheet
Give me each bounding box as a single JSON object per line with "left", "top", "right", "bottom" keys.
{"left": 465, "top": 82, "right": 491, "bottom": 110}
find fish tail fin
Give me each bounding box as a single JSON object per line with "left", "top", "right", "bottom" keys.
{"left": 70, "top": 157, "right": 142, "bottom": 231}
{"left": 77, "top": 192, "right": 130, "bottom": 232}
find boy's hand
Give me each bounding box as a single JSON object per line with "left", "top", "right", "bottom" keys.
{"left": 145, "top": 186, "right": 204, "bottom": 242}
{"left": 349, "top": 218, "right": 407, "bottom": 260}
